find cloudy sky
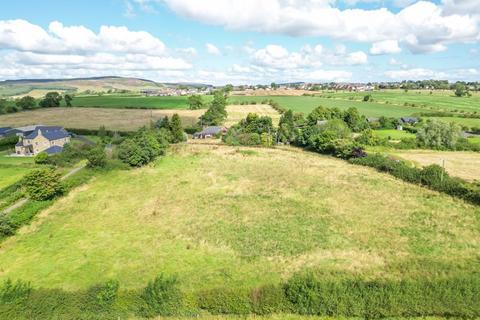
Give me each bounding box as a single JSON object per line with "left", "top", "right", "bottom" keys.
{"left": 0, "top": 0, "right": 479, "bottom": 84}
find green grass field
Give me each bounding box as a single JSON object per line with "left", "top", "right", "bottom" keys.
{"left": 0, "top": 144, "right": 478, "bottom": 291}
{"left": 70, "top": 94, "right": 211, "bottom": 109}
{"left": 321, "top": 90, "right": 480, "bottom": 113}
{"left": 0, "top": 152, "right": 35, "bottom": 190}
{"left": 373, "top": 129, "right": 415, "bottom": 140}
{"left": 229, "top": 95, "right": 432, "bottom": 117}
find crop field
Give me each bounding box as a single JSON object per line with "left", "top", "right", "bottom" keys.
{"left": 229, "top": 95, "right": 432, "bottom": 117}
{"left": 324, "top": 90, "right": 480, "bottom": 114}
{"left": 69, "top": 94, "right": 206, "bottom": 109}
{"left": 393, "top": 150, "right": 480, "bottom": 182}
{"left": 0, "top": 144, "right": 478, "bottom": 291}
{"left": 0, "top": 105, "right": 279, "bottom": 131}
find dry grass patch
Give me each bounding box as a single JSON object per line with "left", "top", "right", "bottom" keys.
{"left": 225, "top": 104, "right": 281, "bottom": 127}
{"left": 0, "top": 104, "right": 279, "bottom": 131}
{"left": 394, "top": 150, "right": 480, "bottom": 181}
{"left": 0, "top": 107, "right": 204, "bottom": 131}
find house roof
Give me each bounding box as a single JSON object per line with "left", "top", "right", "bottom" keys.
{"left": 400, "top": 117, "right": 418, "bottom": 123}
{"left": 14, "top": 124, "right": 46, "bottom": 132}
{"left": 0, "top": 127, "right": 12, "bottom": 135}
{"left": 44, "top": 145, "right": 64, "bottom": 154}
{"left": 195, "top": 126, "right": 226, "bottom": 135}
{"left": 25, "top": 127, "right": 69, "bottom": 141}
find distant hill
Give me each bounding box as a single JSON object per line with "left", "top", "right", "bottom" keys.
{"left": 0, "top": 76, "right": 210, "bottom": 98}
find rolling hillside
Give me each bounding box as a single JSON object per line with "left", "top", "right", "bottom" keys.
{"left": 0, "top": 76, "right": 163, "bottom": 97}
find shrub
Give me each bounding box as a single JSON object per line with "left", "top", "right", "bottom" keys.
{"left": 95, "top": 280, "right": 119, "bottom": 309}
{"left": 251, "top": 285, "right": 291, "bottom": 315}
{"left": 139, "top": 274, "right": 183, "bottom": 317}
{"left": 0, "top": 135, "right": 19, "bottom": 151}
{"left": 197, "top": 287, "right": 252, "bottom": 314}
{"left": 87, "top": 146, "right": 107, "bottom": 168}
{"left": 22, "top": 168, "right": 63, "bottom": 201}
{"left": 34, "top": 152, "right": 49, "bottom": 164}
{"left": 0, "top": 219, "right": 16, "bottom": 237}
{"left": 0, "top": 279, "right": 32, "bottom": 304}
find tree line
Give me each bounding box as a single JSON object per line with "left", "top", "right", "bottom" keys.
{"left": 0, "top": 91, "right": 74, "bottom": 114}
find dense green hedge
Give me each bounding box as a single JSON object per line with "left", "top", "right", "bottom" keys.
{"left": 350, "top": 154, "right": 480, "bottom": 205}
{"left": 0, "top": 135, "right": 18, "bottom": 151}
{"left": 67, "top": 128, "right": 133, "bottom": 137}
{"left": 1, "top": 274, "right": 479, "bottom": 319}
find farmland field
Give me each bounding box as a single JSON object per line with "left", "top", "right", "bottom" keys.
{"left": 70, "top": 94, "right": 206, "bottom": 109}
{"left": 0, "top": 144, "right": 478, "bottom": 291}
{"left": 0, "top": 105, "right": 279, "bottom": 131}
{"left": 393, "top": 150, "right": 480, "bottom": 182}
{"left": 373, "top": 129, "right": 415, "bottom": 140}
{"left": 229, "top": 95, "right": 433, "bottom": 117}
{"left": 322, "top": 90, "right": 480, "bottom": 113}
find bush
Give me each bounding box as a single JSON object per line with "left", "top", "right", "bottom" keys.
{"left": 197, "top": 287, "right": 252, "bottom": 314}
{"left": 95, "top": 280, "right": 119, "bottom": 309}
{"left": 0, "top": 219, "right": 16, "bottom": 237}
{"left": 251, "top": 285, "right": 291, "bottom": 315}
{"left": 22, "top": 168, "right": 63, "bottom": 201}
{"left": 285, "top": 273, "right": 480, "bottom": 317}
{"left": 34, "top": 152, "right": 49, "bottom": 164}
{"left": 0, "top": 135, "right": 18, "bottom": 151}
{"left": 87, "top": 146, "right": 107, "bottom": 168}
{"left": 139, "top": 274, "right": 183, "bottom": 317}
{"left": 0, "top": 279, "right": 32, "bottom": 304}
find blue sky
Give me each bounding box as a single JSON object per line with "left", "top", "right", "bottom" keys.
{"left": 0, "top": 0, "right": 478, "bottom": 84}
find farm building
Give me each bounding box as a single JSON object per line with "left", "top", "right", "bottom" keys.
{"left": 193, "top": 126, "right": 227, "bottom": 139}
{"left": 400, "top": 117, "right": 418, "bottom": 124}
{"left": 14, "top": 125, "right": 70, "bottom": 156}
{"left": 0, "top": 127, "right": 12, "bottom": 138}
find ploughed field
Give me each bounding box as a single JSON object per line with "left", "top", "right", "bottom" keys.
{"left": 0, "top": 144, "right": 478, "bottom": 291}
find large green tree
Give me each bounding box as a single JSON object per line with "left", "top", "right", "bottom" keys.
{"left": 64, "top": 94, "right": 73, "bottom": 107}
{"left": 23, "top": 168, "right": 63, "bottom": 200}
{"left": 169, "top": 114, "right": 185, "bottom": 143}
{"left": 39, "top": 92, "right": 62, "bottom": 108}
{"left": 416, "top": 119, "right": 462, "bottom": 149}
{"left": 187, "top": 95, "right": 204, "bottom": 110}
{"left": 198, "top": 90, "right": 227, "bottom": 126}
{"left": 16, "top": 96, "right": 36, "bottom": 110}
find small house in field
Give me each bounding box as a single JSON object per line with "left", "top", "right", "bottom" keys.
{"left": 400, "top": 117, "right": 418, "bottom": 125}
{"left": 193, "top": 126, "right": 227, "bottom": 139}
{"left": 14, "top": 125, "right": 70, "bottom": 156}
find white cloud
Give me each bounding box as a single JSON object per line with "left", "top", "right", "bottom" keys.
{"left": 162, "top": 0, "right": 480, "bottom": 54}
{"left": 205, "top": 43, "right": 221, "bottom": 55}
{"left": 385, "top": 66, "right": 480, "bottom": 81}
{"left": 0, "top": 19, "right": 166, "bottom": 55}
{"left": 370, "top": 40, "right": 401, "bottom": 55}
{"left": 442, "top": 0, "right": 480, "bottom": 15}
{"left": 0, "top": 19, "right": 192, "bottom": 80}
{"left": 251, "top": 44, "right": 368, "bottom": 69}
{"left": 385, "top": 68, "right": 448, "bottom": 79}
{"left": 389, "top": 58, "right": 401, "bottom": 65}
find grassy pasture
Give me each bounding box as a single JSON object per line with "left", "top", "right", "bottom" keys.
{"left": 373, "top": 129, "right": 415, "bottom": 140}
{"left": 0, "top": 144, "right": 478, "bottom": 291}
{"left": 393, "top": 150, "right": 480, "bottom": 182}
{"left": 0, "top": 105, "right": 279, "bottom": 131}
{"left": 326, "top": 90, "right": 480, "bottom": 113}
{"left": 229, "top": 95, "right": 433, "bottom": 117}
{"left": 0, "top": 152, "right": 35, "bottom": 190}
